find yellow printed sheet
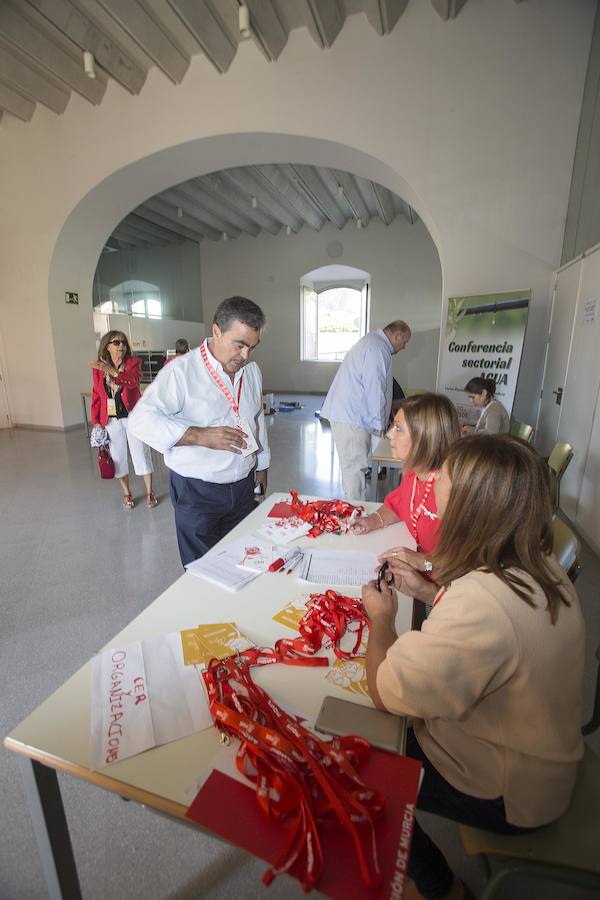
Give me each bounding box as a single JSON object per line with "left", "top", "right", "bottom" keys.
{"left": 325, "top": 636, "right": 369, "bottom": 697}
{"left": 180, "top": 623, "right": 254, "bottom": 666}
{"left": 271, "top": 595, "right": 311, "bottom": 631}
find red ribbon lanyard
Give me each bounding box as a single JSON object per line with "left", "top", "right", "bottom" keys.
{"left": 202, "top": 647, "right": 384, "bottom": 892}
{"left": 200, "top": 341, "right": 243, "bottom": 420}
{"left": 408, "top": 472, "right": 436, "bottom": 541}
{"left": 289, "top": 490, "right": 364, "bottom": 538}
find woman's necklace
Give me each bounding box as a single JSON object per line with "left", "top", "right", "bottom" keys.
{"left": 408, "top": 472, "right": 438, "bottom": 540}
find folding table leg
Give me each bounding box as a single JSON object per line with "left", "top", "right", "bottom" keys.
{"left": 18, "top": 757, "right": 82, "bottom": 900}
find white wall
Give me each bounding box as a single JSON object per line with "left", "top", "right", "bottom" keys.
{"left": 94, "top": 241, "right": 203, "bottom": 322}
{"left": 0, "top": 0, "right": 594, "bottom": 427}
{"left": 201, "top": 217, "right": 441, "bottom": 393}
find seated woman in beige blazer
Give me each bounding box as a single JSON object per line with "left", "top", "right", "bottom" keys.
{"left": 363, "top": 434, "right": 585, "bottom": 900}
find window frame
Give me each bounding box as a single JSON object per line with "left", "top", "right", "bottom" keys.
{"left": 300, "top": 277, "right": 370, "bottom": 363}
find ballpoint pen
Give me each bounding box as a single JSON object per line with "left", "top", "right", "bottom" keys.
{"left": 285, "top": 553, "right": 304, "bottom": 575}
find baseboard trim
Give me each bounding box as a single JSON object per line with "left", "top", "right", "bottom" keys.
{"left": 14, "top": 422, "right": 85, "bottom": 433}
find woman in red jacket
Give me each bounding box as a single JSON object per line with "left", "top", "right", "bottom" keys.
{"left": 90, "top": 331, "right": 157, "bottom": 509}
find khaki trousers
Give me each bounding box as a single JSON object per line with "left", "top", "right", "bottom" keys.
{"left": 330, "top": 421, "right": 372, "bottom": 502}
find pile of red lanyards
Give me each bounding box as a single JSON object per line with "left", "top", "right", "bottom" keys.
{"left": 201, "top": 590, "right": 382, "bottom": 892}
{"left": 289, "top": 490, "right": 364, "bottom": 538}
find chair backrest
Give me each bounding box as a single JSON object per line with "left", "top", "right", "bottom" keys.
{"left": 551, "top": 516, "right": 582, "bottom": 582}
{"left": 548, "top": 441, "right": 573, "bottom": 478}
{"left": 405, "top": 388, "right": 427, "bottom": 397}
{"left": 510, "top": 419, "right": 534, "bottom": 443}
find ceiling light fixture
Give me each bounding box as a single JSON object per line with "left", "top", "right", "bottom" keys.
{"left": 251, "top": 195, "right": 257, "bottom": 209}
{"left": 83, "top": 50, "right": 96, "bottom": 79}
{"left": 177, "top": 207, "right": 183, "bottom": 218}
{"left": 239, "top": 4, "right": 250, "bottom": 40}
{"left": 356, "top": 219, "right": 363, "bottom": 229}
{"left": 222, "top": 232, "right": 228, "bottom": 241}
{"left": 286, "top": 225, "right": 292, "bottom": 235}
{"left": 337, "top": 184, "right": 344, "bottom": 199}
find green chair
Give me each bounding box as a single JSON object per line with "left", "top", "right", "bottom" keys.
{"left": 551, "top": 516, "right": 582, "bottom": 582}
{"left": 459, "top": 641, "right": 600, "bottom": 899}
{"left": 509, "top": 419, "right": 534, "bottom": 443}
{"left": 547, "top": 441, "right": 574, "bottom": 508}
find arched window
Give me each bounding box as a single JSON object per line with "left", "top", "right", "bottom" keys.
{"left": 301, "top": 265, "right": 370, "bottom": 362}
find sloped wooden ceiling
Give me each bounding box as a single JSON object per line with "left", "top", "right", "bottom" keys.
{"left": 105, "top": 164, "right": 417, "bottom": 249}
{"left": 0, "top": 0, "right": 490, "bottom": 126}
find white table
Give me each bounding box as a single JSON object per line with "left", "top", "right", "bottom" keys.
{"left": 4, "top": 494, "right": 414, "bottom": 900}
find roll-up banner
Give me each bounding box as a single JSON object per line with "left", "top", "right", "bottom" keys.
{"left": 437, "top": 290, "right": 531, "bottom": 427}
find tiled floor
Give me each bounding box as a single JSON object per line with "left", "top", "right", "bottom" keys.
{"left": 1, "top": 396, "right": 598, "bottom": 900}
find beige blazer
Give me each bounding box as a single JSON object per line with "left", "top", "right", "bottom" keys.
{"left": 377, "top": 561, "right": 585, "bottom": 827}
{"left": 475, "top": 399, "right": 510, "bottom": 434}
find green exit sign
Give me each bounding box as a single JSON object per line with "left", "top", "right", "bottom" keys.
{"left": 65, "top": 292, "right": 79, "bottom": 305}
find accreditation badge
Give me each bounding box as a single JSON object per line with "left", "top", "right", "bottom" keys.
{"left": 107, "top": 397, "right": 117, "bottom": 417}
{"left": 238, "top": 419, "right": 259, "bottom": 457}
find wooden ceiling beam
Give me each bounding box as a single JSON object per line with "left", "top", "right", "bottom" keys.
{"left": 364, "top": 0, "right": 408, "bottom": 36}
{"left": 0, "top": 2, "right": 106, "bottom": 103}
{"left": 185, "top": 180, "right": 261, "bottom": 236}
{"left": 26, "top": 0, "right": 146, "bottom": 94}
{"left": 256, "top": 164, "right": 327, "bottom": 230}
{"left": 141, "top": 196, "right": 221, "bottom": 240}
{"left": 116, "top": 221, "right": 171, "bottom": 246}
{"left": 167, "top": 0, "right": 236, "bottom": 74}
{"left": 371, "top": 182, "right": 396, "bottom": 225}
{"left": 288, "top": 164, "right": 348, "bottom": 229}
{"left": 430, "top": 0, "right": 469, "bottom": 21}
{"left": 298, "top": 0, "right": 345, "bottom": 49}
{"left": 126, "top": 213, "right": 187, "bottom": 243}
{"left": 320, "top": 169, "right": 371, "bottom": 226}
{"left": 162, "top": 186, "right": 241, "bottom": 238}
{"left": 201, "top": 173, "right": 281, "bottom": 235}
{"left": 224, "top": 167, "right": 304, "bottom": 230}
{"left": 0, "top": 38, "right": 69, "bottom": 112}
{"left": 94, "top": 0, "right": 189, "bottom": 83}
{"left": 0, "top": 77, "right": 35, "bottom": 120}
{"left": 133, "top": 205, "right": 204, "bottom": 242}
{"left": 112, "top": 228, "right": 147, "bottom": 248}
{"left": 245, "top": 0, "right": 288, "bottom": 62}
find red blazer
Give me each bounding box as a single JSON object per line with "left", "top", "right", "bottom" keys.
{"left": 91, "top": 356, "right": 142, "bottom": 426}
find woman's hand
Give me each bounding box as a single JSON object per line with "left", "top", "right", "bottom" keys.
{"left": 379, "top": 546, "right": 429, "bottom": 572}
{"left": 90, "top": 359, "right": 117, "bottom": 377}
{"left": 388, "top": 562, "right": 438, "bottom": 603}
{"left": 362, "top": 579, "right": 397, "bottom": 623}
{"left": 350, "top": 514, "right": 379, "bottom": 535}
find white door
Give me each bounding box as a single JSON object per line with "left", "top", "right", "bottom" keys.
{"left": 536, "top": 261, "right": 581, "bottom": 455}
{"left": 556, "top": 248, "right": 600, "bottom": 521}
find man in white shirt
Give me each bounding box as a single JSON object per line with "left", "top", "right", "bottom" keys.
{"left": 129, "top": 297, "right": 270, "bottom": 566}
{"left": 320, "top": 321, "right": 411, "bottom": 501}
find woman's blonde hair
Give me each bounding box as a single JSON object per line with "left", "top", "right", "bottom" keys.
{"left": 433, "top": 433, "right": 570, "bottom": 624}
{"left": 97, "top": 331, "right": 131, "bottom": 366}
{"left": 398, "top": 393, "right": 461, "bottom": 473}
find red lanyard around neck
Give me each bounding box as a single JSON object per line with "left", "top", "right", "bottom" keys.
{"left": 408, "top": 471, "right": 437, "bottom": 540}
{"left": 200, "top": 341, "right": 243, "bottom": 419}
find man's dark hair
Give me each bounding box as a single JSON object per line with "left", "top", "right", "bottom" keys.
{"left": 213, "top": 296, "right": 266, "bottom": 333}
{"left": 175, "top": 338, "right": 189, "bottom": 354}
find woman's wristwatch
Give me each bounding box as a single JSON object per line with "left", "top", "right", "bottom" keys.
{"left": 422, "top": 560, "right": 433, "bottom": 573}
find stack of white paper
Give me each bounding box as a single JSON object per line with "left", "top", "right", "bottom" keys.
{"left": 298, "top": 549, "right": 380, "bottom": 586}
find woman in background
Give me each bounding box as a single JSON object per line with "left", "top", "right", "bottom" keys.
{"left": 463, "top": 376, "right": 510, "bottom": 434}
{"left": 363, "top": 435, "right": 585, "bottom": 900}
{"left": 90, "top": 331, "right": 157, "bottom": 510}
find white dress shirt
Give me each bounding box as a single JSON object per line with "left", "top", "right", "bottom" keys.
{"left": 320, "top": 329, "right": 394, "bottom": 434}
{"left": 128, "top": 340, "right": 270, "bottom": 482}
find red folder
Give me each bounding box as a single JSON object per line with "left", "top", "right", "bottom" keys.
{"left": 267, "top": 501, "right": 295, "bottom": 519}
{"left": 186, "top": 749, "right": 422, "bottom": 899}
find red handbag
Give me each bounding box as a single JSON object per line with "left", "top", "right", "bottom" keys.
{"left": 98, "top": 446, "right": 115, "bottom": 479}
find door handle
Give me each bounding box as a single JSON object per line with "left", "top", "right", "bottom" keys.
{"left": 552, "top": 387, "right": 563, "bottom": 406}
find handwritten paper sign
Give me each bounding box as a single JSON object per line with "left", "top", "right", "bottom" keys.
{"left": 583, "top": 298, "right": 598, "bottom": 326}
{"left": 90, "top": 632, "right": 213, "bottom": 769}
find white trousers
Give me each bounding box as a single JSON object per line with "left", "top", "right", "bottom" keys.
{"left": 106, "top": 418, "right": 153, "bottom": 479}
{"left": 330, "top": 422, "right": 371, "bottom": 502}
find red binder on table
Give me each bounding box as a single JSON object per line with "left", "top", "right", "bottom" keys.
{"left": 186, "top": 749, "right": 422, "bottom": 899}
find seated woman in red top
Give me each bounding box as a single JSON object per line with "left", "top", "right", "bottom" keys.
{"left": 90, "top": 331, "right": 157, "bottom": 510}
{"left": 351, "top": 393, "right": 461, "bottom": 575}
